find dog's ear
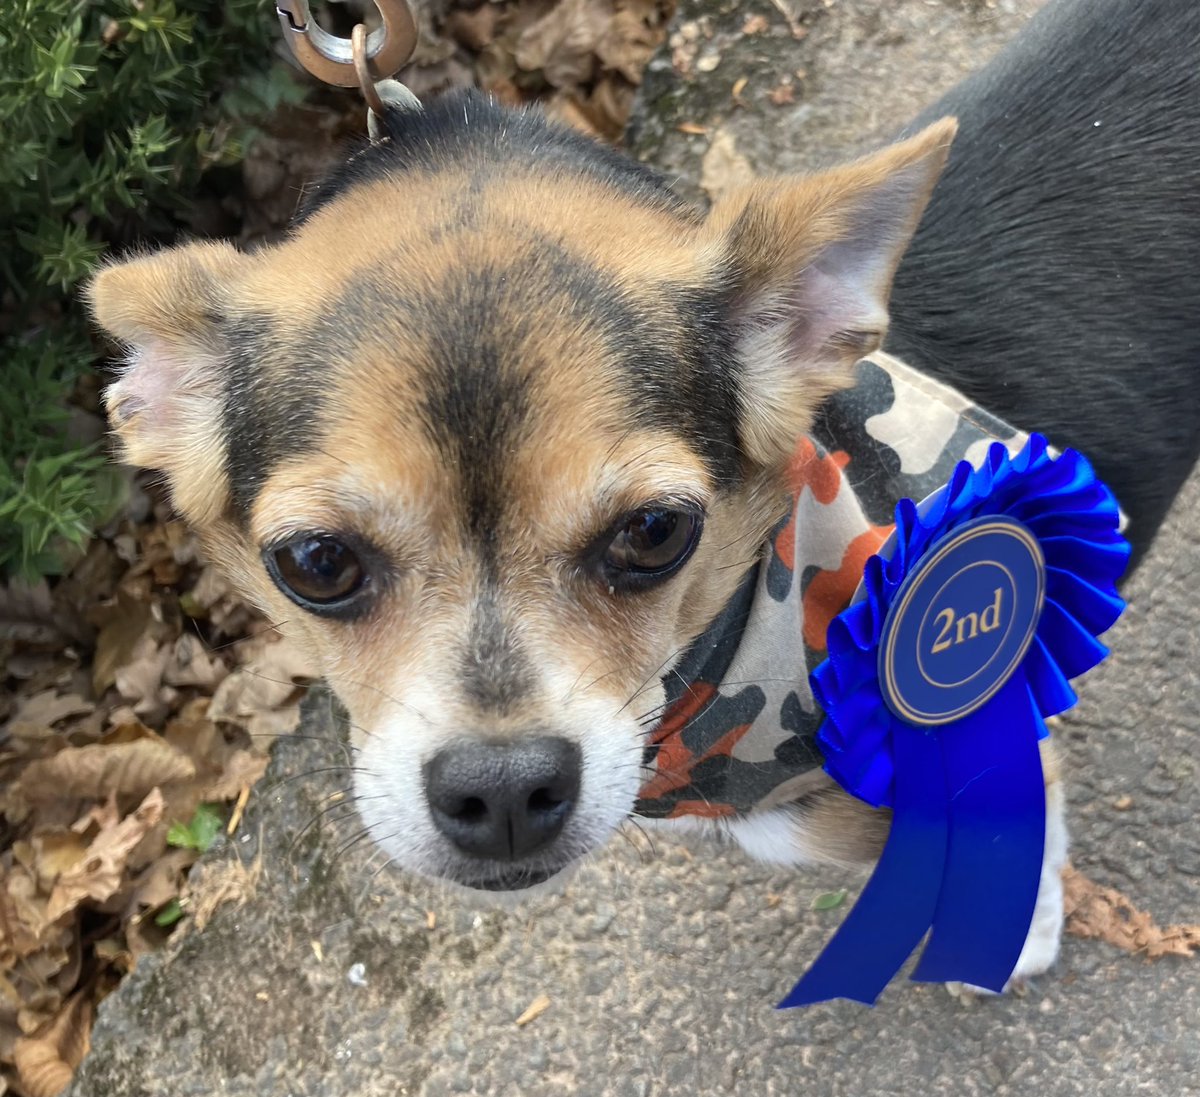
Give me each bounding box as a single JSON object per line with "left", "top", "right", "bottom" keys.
{"left": 86, "top": 241, "right": 245, "bottom": 522}
{"left": 704, "top": 118, "right": 956, "bottom": 467}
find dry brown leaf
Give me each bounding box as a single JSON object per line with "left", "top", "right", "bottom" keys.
{"left": 583, "top": 74, "right": 635, "bottom": 138}
{"left": 68, "top": 796, "right": 119, "bottom": 837}
{"left": 129, "top": 848, "right": 195, "bottom": 913}
{"left": 515, "top": 0, "right": 606, "bottom": 88}
{"left": 112, "top": 633, "right": 172, "bottom": 716}
{"left": 596, "top": 3, "right": 663, "bottom": 84}
{"left": 16, "top": 740, "right": 194, "bottom": 804}
{"left": 198, "top": 749, "right": 270, "bottom": 803}
{"left": 208, "top": 636, "right": 315, "bottom": 745}
{"left": 27, "top": 834, "right": 88, "bottom": 893}
{"left": 3, "top": 651, "right": 62, "bottom": 685}
{"left": 124, "top": 849, "right": 198, "bottom": 959}
{"left": 0, "top": 915, "right": 79, "bottom": 1046}
{"left": 545, "top": 91, "right": 603, "bottom": 138}
{"left": 445, "top": 3, "right": 500, "bottom": 51}
{"left": 700, "top": 127, "right": 755, "bottom": 199}
{"left": 12, "top": 989, "right": 92, "bottom": 1097}
{"left": 159, "top": 700, "right": 220, "bottom": 760}
{"left": 89, "top": 588, "right": 156, "bottom": 695}
{"left": 5, "top": 693, "right": 94, "bottom": 736}
{"left": 0, "top": 582, "right": 61, "bottom": 646}
{"left": 46, "top": 790, "right": 165, "bottom": 922}
{"left": 163, "top": 634, "right": 228, "bottom": 690}
{"left": 1063, "top": 865, "right": 1200, "bottom": 959}
{"left": 515, "top": 0, "right": 665, "bottom": 90}
{"left": 183, "top": 565, "right": 232, "bottom": 617}
{"left": 0, "top": 866, "right": 54, "bottom": 962}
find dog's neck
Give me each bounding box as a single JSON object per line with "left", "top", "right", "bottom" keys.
{"left": 635, "top": 352, "right": 1028, "bottom": 821}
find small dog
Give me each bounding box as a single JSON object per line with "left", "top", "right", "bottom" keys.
{"left": 88, "top": 0, "right": 1199, "bottom": 990}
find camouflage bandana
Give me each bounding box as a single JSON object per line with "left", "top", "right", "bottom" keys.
{"left": 634, "top": 351, "right": 1027, "bottom": 821}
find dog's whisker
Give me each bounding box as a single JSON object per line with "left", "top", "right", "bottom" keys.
{"left": 330, "top": 824, "right": 382, "bottom": 864}
{"left": 355, "top": 846, "right": 400, "bottom": 906}
{"left": 287, "top": 804, "right": 362, "bottom": 859}
{"left": 612, "top": 640, "right": 697, "bottom": 719}
{"left": 624, "top": 817, "right": 659, "bottom": 860}
{"left": 188, "top": 619, "right": 291, "bottom": 656}
{"left": 261, "top": 765, "right": 377, "bottom": 794}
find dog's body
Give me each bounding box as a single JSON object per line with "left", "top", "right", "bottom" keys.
{"left": 890, "top": 0, "right": 1200, "bottom": 565}
{"left": 89, "top": 0, "right": 1198, "bottom": 989}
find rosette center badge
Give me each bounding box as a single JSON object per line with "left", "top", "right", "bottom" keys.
{"left": 880, "top": 517, "right": 1045, "bottom": 727}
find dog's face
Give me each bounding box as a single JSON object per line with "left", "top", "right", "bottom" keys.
{"left": 89, "top": 96, "right": 952, "bottom": 893}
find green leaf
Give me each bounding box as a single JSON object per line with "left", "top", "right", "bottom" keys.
{"left": 189, "top": 803, "right": 224, "bottom": 852}
{"left": 166, "top": 821, "right": 194, "bottom": 849}
{"left": 154, "top": 899, "right": 185, "bottom": 927}
{"left": 811, "top": 889, "right": 848, "bottom": 912}
{"left": 166, "top": 803, "right": 225, "bottom": 852}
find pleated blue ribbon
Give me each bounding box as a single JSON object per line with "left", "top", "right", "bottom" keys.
{"left": 780, "top": 434, "right": 1129, "bottom": 1008}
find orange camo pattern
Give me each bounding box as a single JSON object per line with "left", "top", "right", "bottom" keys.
{"left": 801, "top": 526, "right": 891, "bottom": 652}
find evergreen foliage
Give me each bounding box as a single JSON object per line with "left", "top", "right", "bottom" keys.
{"left": 0, "top": 0, "right": 303, "bottom": 579}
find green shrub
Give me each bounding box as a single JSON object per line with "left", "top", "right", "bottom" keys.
{"left": 0, "top": 0, "right": 305, "bottom": 581}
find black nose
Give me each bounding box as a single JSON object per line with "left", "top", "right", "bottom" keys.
{"left": 423, "top": 738, "right": 581, "bottom": 861}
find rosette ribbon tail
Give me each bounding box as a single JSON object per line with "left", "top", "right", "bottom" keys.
{"left": 778, "top": 721, "right": 947, "bottom": 1007}
{"left": 908, "top": 673, "right": 1045, "bottom": 989}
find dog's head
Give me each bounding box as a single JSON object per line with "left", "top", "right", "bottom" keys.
{"left": 88, "top": 92, "right": 953, "bottom": 893}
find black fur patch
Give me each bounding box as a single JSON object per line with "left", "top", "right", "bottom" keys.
{"left": 220, "top": 316, "right": 328, "bottom": 520}
{"left": 381, "top": 236, "right": 743, "bottom": 508}
{"left": 299, "top": 89, "right": 694, "bottom": 225}
{"left": 887, "top": 0, "right": 1200, "bottom": 565}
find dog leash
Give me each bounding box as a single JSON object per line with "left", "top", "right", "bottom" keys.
{"left": 275, "top": 0, "right": 422, "bottom": 135}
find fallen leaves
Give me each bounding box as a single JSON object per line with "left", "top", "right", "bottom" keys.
{"left": 15, "top": 741, "right": 193, "bottom": 809}
{"left": 443, "top": 0, "right": 675, "bottom": 141}
{"left": 6, "top": 693, "right": 93, "bottom": 738}
{"left": 1, "top": 493, "right": 315, "bottom": 1095}
{"left": 45, "top": 791, "right": 164, "bottom": 924}
{"left": 11, "top": 991, "right": 92, "bottom": 1097}
{"left": 1063, "top": 865, "right": 1200, "bottom": 959}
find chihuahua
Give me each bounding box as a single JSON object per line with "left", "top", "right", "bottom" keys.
{"left": 88, "top": 0, "right": 1200, "bottom": 991}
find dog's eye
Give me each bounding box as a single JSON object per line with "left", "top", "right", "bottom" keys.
{"left": 603, "top": 507, "right": 702, "bottom": 584}
{"left": 265, "top": 534, "right": 368, "bottom": 612}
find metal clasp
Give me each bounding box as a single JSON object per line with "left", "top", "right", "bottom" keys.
{"left": 276, "top": 0, "right": 418, "bottom": 88}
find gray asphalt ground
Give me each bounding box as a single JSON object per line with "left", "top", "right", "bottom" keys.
{"left": 72, "top": 2, "right": 1199, "bottom": 1094}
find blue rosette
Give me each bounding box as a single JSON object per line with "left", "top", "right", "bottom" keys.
{"left": 780, "top": 433, "right": 1129, "bottom": 1008}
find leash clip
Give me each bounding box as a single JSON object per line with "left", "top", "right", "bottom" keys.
{"left": 276, "top": 0, "right": 418, "bottom": 91}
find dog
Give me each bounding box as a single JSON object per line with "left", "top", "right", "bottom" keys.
{"left": 87, "top": 0, "right": 1199, "bottom": 992}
